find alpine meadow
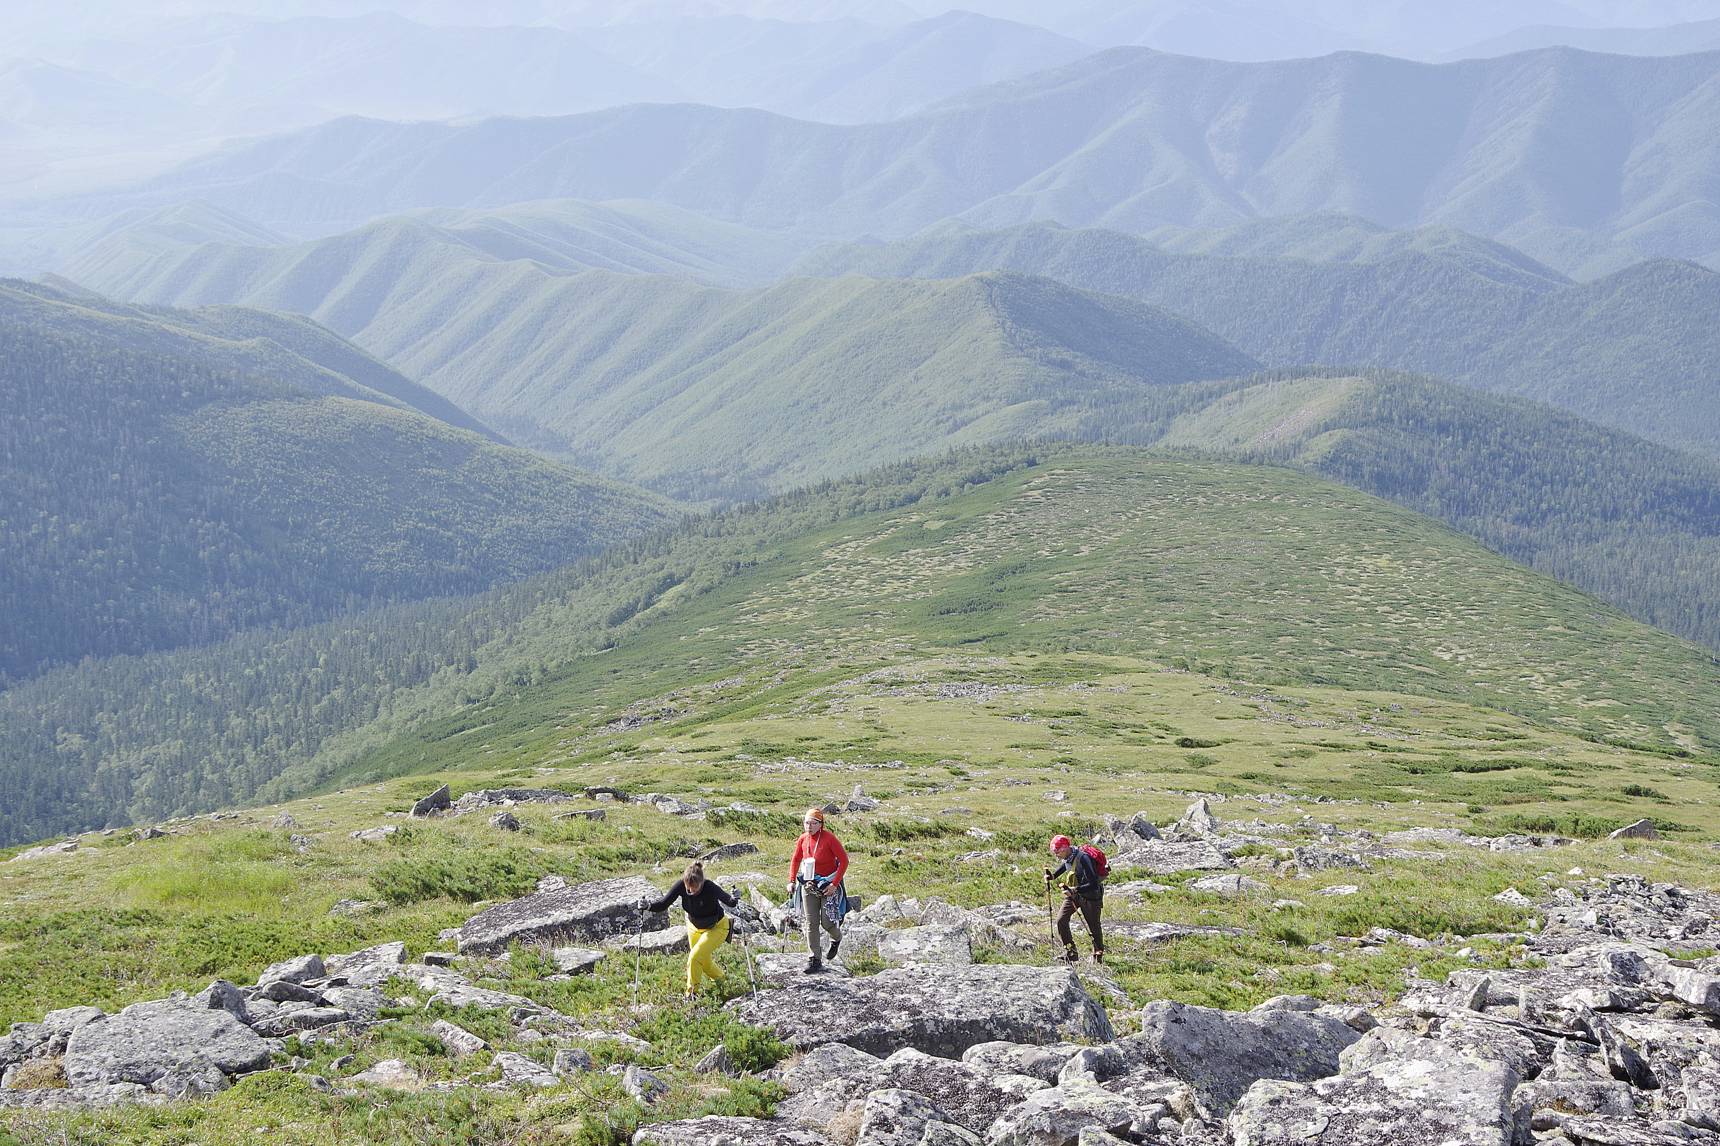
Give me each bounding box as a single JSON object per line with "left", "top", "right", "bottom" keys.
{"left": 3, "top": 5, "right": 1719, "bottom": 1146}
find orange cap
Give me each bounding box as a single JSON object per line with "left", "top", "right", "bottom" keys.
{"left": 804, "top": 807, "right": 826, "bottom": 823}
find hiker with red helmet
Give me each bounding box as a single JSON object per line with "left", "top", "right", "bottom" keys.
{"left": 788, "top": 807, "right": 849, "bottom": 973}
{"left": 1045, "top": 834, "right": 1106, "bottom": 965}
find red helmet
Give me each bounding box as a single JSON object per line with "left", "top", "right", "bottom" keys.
{"left": 1049, "top": 835, "right": 1072, "bottom": 853}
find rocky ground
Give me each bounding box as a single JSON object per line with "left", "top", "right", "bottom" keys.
{"left": 4, "top": 790, "right": 1716, "bottom": 1146}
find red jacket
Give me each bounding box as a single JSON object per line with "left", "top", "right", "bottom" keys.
{"left": 788, "top": 829, "right": 848, "bottom": 886}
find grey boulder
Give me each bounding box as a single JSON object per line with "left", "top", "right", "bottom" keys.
{"left": 410, "top": 784, "right": 451, "bottom": 817}
{"left": 1120, "top": 998, "right": 1363, "bottom": 1116}
{"left": 878, "top": 926, "right": 974, "bottom": 966}
{"left": 458, "top": 876, "right": 664, "bottom": 954}
{"left": 858, "top": 1087, "right": 947, "bottom": 1146}
{"left": 63, "top": 1000, "right": 272, "bottom": 1088}
{"left": 982, "top": 1077, "right": 1140, "bottom": 1146}
{"left": 728, "top": 964, "right": 1112, "bottom": 1059}
{"left": 325, "top": 942, "right": 407, "bottom": 988}
{"left": 632, "top": 1117, "right": 831, "bottom": 1145}
{"left": 1228, "top": 1048, "right": 1530, "bottom": 1146}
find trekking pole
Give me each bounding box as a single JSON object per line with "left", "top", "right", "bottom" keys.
{"left": 735, "top": 912, "right": 759, "bottom": 999}
{"left": 631, "top": 903, "right": 646, "bottom": 1015}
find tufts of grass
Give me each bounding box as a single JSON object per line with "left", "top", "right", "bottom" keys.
{"left": 371, "top": 844, "right": 548, "bottom": 906}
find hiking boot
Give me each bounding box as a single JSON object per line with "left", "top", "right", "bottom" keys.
{"left": 803, "top": 957, "right": 823, "bottom": 974}
{"left": 1093, "top": 950, "right": 1105, "bottom": 966}
{"left": 827, "top": 938, "right": 841, "bottom": 960}
{"left": 1060, "top": 948, "right": 1078, "bottom": 965}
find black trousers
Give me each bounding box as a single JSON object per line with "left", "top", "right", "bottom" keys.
{"left": 1056, "top": 891, "right": 1103, "bottom": 955}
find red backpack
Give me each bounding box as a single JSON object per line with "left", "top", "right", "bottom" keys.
{"left": 1080, "top": 843, "right": 1110, "bottom": 880}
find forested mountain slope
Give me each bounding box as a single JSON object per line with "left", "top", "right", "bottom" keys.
{"left": 67, "top": 198, "right": 802, "bottom": 296}
{"left": 0, "top": 281, "right": 676, "bottom": 684}
{"left": 801, "top": 222, "right": 1720, "bottom": 458}
{"left": 1152, "top": 371, "right": 1720, "bottom": 653}
{"left": 5, "top": 446, "right": 1716, "bottom": 845}
{"left": 61, "top": 256, "right": 1257, "bottom": 498}
{"left": 65, "top": 46, "right": 1720, "bottom": 272}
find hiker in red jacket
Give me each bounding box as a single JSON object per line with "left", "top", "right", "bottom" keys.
{"left": 788, "top": 807, "right": 849, "bottom": 973}
{"left": 1045, "top": 834, "right": 1105, "bottom": 965}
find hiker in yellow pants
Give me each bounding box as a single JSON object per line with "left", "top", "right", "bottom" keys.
{"left": 687, "top": 913, "right": 731, "bottom": 992}
{"left": 643, "top": 861, "right": 738, "bottom": 997}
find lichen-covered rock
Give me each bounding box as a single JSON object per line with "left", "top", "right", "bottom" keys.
{"left": 1188, "top": 874, "right": 1268, "bottom": 898}
{"left": 551, "top": 946, "right": 607, "bottom": 975}
{"left": 257, "top": 954, "right": 325, "bottom": 986}
{"left": 1109, "top": 840, "right": 1233, "bottom": 876}
{"left": 404, "top": 963, "right": 544, "bottom": 1014}
{"left": 1228, "top": 1048, "right": 1529, "bottom": 1146}
{"left": 874, "top": 1049, "right": 1026, "bottom": 1134}
{"left": 981, "top": 1077, "right": 1140, "bottom": 1146}
{"left": 631, "top": 1117, "right": 832, "bottom": 1145}
{"left": 430, "top": 1020, "right": 487, "bottom": 1057}
{"left": 345, "top": 1059, "right": 421, "bottom": 1090}
{"left": 494, "top": 1051, "right": 558, "bottom": 1088}
{"left": 1559, "top": 1117, "right": 1720, "bottom": 1145}
{"left": 878, "top": 926, "right": 973, "bottom": 966}
{"left": 607, "top": 925, "right": 690, "bottom": 957}
{"left": 148, "top": 1056, "right": 230, "bottom": 1098}
{"left": 63, "top": 1000, "right": 271, "bottom": 1088}
{"left": 857, "top": 1088, "right": 946, "bottom": 1146}
{"left": 1120, "top": 998, "right": 1363, "bottom": 1116}
{"left": 962, "top": 1042, "right": 1082, "bottom": 1084}
{"left": 623, "top": 1064, "right": 669, "bottom": 1104}
{"left": 410, "top": 784, "right": 451, "bottom": 817}
{"left": 776, "top": 1043, "right": 882, "bottom": 1093}
{"left": 459, "top": 877, "right": 664, "bottom": 954}
{"left": 1516, "top": 1079, "right": 1636, "bottom": 1130}
{"left": 325, "top": 942, "right": 407, "bottom": 988}
{"left": 729, "top": 965, "right": 1112, "bottom": 1059}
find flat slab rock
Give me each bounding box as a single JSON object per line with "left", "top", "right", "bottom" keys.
{"left": 458, "top": 876, "right": 664, "bottom": 954}
{"left": 1228, "top": 1047, "right": 1528, "bottom": 1146}
{"left": 728, "top": 964, "right": 1112, "bottom": 1059}
{"left": 1109, "top": 840, "right": 1233, "bottom": 876}
{"left": 1121, "top": 998, "right": 1364, "bottom": 1117}
{"left": 632, "top": 1116, "right": 832, "bottom": 1145}
{"left": 63, "top": 999, "right": 272, "bottom": 1088}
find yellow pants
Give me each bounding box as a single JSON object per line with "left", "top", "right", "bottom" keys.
{"left": 686, "top": 915, "right": 730, "bottom": 992}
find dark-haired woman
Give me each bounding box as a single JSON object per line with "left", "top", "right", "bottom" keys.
{"left": 643, "top": 862, "right": 738, "bottom": 997}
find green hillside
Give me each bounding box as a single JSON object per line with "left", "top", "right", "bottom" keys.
{"left": 7, "top": 446, "right": 1717, "bottom": 846}
{"left": 62, "top": 47, "right": 1720, "bottom": 271}
{"left": 0, "top": 280, "right": 677, "bottom": 685}
{"left": 70, "top": 254, "right": 1257, "bottom": 499}
{"left": 800, "top": 222, "right": 1720, "bottom": 458}
{"left": 1151, "top": 371, "right": 1720, "bottom": 652}
{"left": 67, "top": 199, "right": 802, "bottom": 296}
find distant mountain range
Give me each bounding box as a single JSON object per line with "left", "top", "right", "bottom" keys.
{"left": 1453, "top": 16, "right": 1720, "bottom": 58}
{"left": 801, "top": 220, "right": 1720, "bottom": 458}
{"left": 68, "top": 205, "right": 1720, "bottom": 461}
{"left": 0, "top": 280, "right": 674, "bottom": 683}
{"left": 52, "top": 46, "right": 1720, "bottom": 277}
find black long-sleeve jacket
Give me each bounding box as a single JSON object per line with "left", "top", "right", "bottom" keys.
{"left": 647, "top": 880, "right": 737, "bottom": 929}
{"left": 1049, "top": 847, "right": 1104, "bottom": 900}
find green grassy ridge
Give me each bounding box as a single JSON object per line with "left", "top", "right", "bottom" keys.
{"left": 76, "top": 249, "right": 1258, "bottom": 499}
{"left": 799, "top": 220, "right": 1720, "bottom": 459}
{"left": 0, "top": 279, "right": 678, "bottom": 691}
{"left": 1149, "top": 371, "right": 1720, "bottom": 652}
{"left": 335, "top": 450, "right": 1720, "bottom": 787}
{"left": 10, "top": 445, "right": 1718, "bottom": 849}
{"left": 0, "top": 450, "right": 1042, "bottom": 845}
